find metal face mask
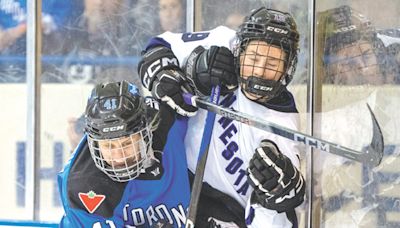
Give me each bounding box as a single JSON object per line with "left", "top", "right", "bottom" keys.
{"left": 87, "top": 125, "right": 153, "bottom": 182}
{"left": 239, "top": 40, "right": 288, "bottom": 101}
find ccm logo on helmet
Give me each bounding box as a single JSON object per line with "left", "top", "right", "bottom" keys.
{"left": 266, "top": 26, "right": 288, "bottom": 34}
{"left": 334, "top": 25, "right": 357, "bottom": 33}
{"left": 254, "top": 84, "right": 273, "bottom": 91}
{"left": 102, "top": 125, "right": 125, "bottom": 132}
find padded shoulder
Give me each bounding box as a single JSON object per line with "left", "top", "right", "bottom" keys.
{"left": 67, "top": 142, "right": 127, "bottom": 217}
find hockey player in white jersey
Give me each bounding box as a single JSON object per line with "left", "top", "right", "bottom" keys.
{"left": 320, "top": 5, "right": 400, "bottom": 85}
{"left": 138, "top": 7, "right": 305, "bottom": 227}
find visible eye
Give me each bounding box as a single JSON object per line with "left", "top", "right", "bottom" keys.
{"left": 247, "top": 56, "right": 256, "bottom": 62}
{"left": 100, "top": 142, "right": 114, "bottom": 150}
{"left": 121, "top": 141, "right": 132, "bottom": 147}
{"left": 266, "top": 61, "right": 278, "bottom": 68}
{"left": 117, "top": 138, "right": 132, "bottom": 147}
{"left": 242, "top": 52, "right": 255, "bottom": 59}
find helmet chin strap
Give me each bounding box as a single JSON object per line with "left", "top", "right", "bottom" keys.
{"left": 239, "top": 76, "right": 284, "bottom": 101}
{"left": 241, "top": 89, "right": 270, "bottom": 103}
{"left": 142, "top": 147, "right": 158, "bottom": 168}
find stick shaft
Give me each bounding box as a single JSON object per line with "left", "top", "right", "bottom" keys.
{"left": 190, "top": 96, "right": 383, "bottom": 167}
{"left": 186, "top": 86, "right": 221, "bottom": 227}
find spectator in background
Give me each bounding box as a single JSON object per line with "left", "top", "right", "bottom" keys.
{"left": 55, "top": 0, "right": 140, "bottom": 83}
{"left": 0, "top": 22, "right": 26, "bottom": 51}
{"left": 317, "top": 5, "right": 399, "bottom": 85}
{"left": 158, "top": 0, "right": 185, "bottom": 33}
{"left": 0, "top": 0, "right": 78, "bottom": 54}
{"left": 0, "top": 0, "right": 82, "bottom": 83}
{"left": 128, "top": 0, "right": 158, "bottom": 53}
{"left": 129, "top": 0, "right": 185, "bottom": 54}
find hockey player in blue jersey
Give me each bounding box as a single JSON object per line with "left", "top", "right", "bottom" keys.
{"left": 57, "top": 80, "right": 196, "bottom": 227}
{"left": 138, "top": 7, "right": 305, "bottom": 228}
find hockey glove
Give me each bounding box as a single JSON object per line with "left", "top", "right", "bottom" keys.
{"left": 139, "top": 46, "right": 197, "bottom": 117}
{"left": 247, "top": 140, "right": 305, "bottom": 213}
{"left": 207, "top": 217, "right": 240, "bottom": 228}
{"left": 150, "top": 219, "right": 173, "bottom": 228}
{"left": 185, "top": 45, "right": 237, "bottom": 96}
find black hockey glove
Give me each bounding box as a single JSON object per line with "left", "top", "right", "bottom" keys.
{"left": 138, "top": 46, "right": 197, "bottom": 117}
{"left": 247, "top": 140, "right": 305, "bottom": 213}
{"left": 185, "top": 45, "right": 237, "bottom": 96}
{"left": 207, "top": 217, "right": 240, "bottom": 228}
{"left": 150, "top": 219, "right": 173, "bottom": 228}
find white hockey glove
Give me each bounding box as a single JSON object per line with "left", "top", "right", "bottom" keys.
{"left": 138, "top": 46, "right": 197, "bottom": 117}
{"left": 247, "top": 140, "right": 305, "bottom": 213}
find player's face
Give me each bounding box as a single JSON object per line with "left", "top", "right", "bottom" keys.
{"left": 159, "top": 0, "right": 183, "bottom": 32}
{"left": 98, "top": 133, "right": 143, "bottom": 168}
{"left": 327, "top": 40, "right": 382, "bottom": 85}
{"left": 240, "top": 40, "right": 287, "bottom": 99}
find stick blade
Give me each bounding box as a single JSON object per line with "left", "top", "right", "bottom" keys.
{"left": 364, "top": 103, "right": 384, "bottom": 167}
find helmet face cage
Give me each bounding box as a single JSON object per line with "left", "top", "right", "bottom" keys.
{"left": 84, "top": 81, "right": 156, "bottom": 182}
{"left": 87, "top": 124, "right": 153, "bottom": 182}
{"left": 322, "top": 6, "right": 386, "bottom": 85}
{"left": 325, "top": 40, "right": 381, "bottom": 85}
{"left": 235, "top": 7, "right": 299, "bottom": 101}
{"left": 323, "top": 5, "right": 374, "bottom": 55}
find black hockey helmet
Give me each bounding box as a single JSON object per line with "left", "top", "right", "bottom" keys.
{"left": 321, "top": 5, "right": 374, "bottom": 57}
{"left": 235, "top": 7, "right": 299, "bottom": 101}
{"left": 320, "top": 5, "right": 392, "bottom": 84}
{"left": 85, "top": 80, "right": 145, "bottom": 139}
{"left": 85, "top": 81, "right": 154, "bottom": 182}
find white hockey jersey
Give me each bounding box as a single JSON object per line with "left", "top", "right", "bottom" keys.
{"left": 156, "top": 26, "right": 302, "bottom": 227}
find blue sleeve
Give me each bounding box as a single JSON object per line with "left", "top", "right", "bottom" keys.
{"left": 145, "top": 37, "right": 172, "bottom": 51}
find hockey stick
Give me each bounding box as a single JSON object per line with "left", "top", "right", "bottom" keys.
{"left": 183, "top": 94, "right": 384, "bottom": 167}
{"left": 185, "top": 86, "right": 221, "bottom": 228}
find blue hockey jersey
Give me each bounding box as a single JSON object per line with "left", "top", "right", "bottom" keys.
{"left": 58, "top": 117, "right": 190, "bottom": 228}
{"left": 0, "top": 0, "right": 75, "bottom": 29}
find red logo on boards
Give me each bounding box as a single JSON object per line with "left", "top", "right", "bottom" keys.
{"left": 78, "top": 191, "right": 106, "bottom": 214}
